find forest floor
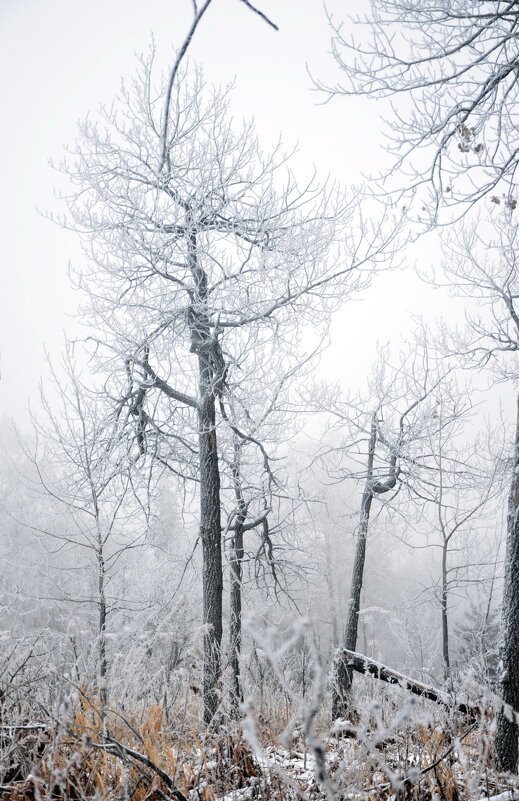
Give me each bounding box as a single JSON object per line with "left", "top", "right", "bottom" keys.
{"left": 1, "top": 693, "right": 518, "bottom": 801}
{"left": 2, "top": 666, "right": 519, "bottom": 801}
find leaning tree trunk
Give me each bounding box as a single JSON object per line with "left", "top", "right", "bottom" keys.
{"left": 333, "top": 412, "right": 400, "bottom": 721}
{"left": 332, "top": 417, "right": 376, "bottom": 721}
{"left": 496, "top": 391, "right": 519, "bottom": 773}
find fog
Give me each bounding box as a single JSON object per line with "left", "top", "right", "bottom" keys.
{"left": 0, "top": 1, "right": 517, "bottom": 798}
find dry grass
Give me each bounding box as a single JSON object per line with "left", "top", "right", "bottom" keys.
{"left": 0, "top": 682, "right": 516, "bottom": 801}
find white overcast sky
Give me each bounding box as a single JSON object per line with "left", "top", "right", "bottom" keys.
{"left": 0, "top": 0, "right": 461, "bottom": 423}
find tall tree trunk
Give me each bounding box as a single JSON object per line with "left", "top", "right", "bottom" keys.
{"left": 441, "top": 544, "right": 450, "bottom": 682}
{"left": 189, "top": 226, "right": 224, "bottom": 725}
{"left": 332, "top": 416, "right": 376, "bottom": 720}
{"left": 229, "top": 438, "right": 246, "bottom": 717}
{"left": 496, "top": 391, "right": 519, "bottom": 772}
{"left": 98, "top": 557, "right": 107, "bottom": 710}
{"left": 95, "top": 510, "right": 107, "bottom": 710}
{"left": 198, "top": 387, "right": 223, "bottom": 724}
{"left": 229, "top": 520, "right": 244, "bottom": 716}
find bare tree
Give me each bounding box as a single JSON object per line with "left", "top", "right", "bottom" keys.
{"left": 315, "top": 342, "right": 453, "bottom": 718}
{"left": 8, "top": 352, "right": 151, "bottom": 709}
{"left": 431, "top": 214, "right": 519, "bottom": 770}
{"left": 331, "top": 407, "right": 400, "bottom": 720}
{"left": 317, "top": 2, "right": 519, "bottom": 764}
{"left": 408, "top": 391, "right": 499, "bottom": 683}
{"left": 225, "top": 436, "right": 279, "bottom": 716}
{"left": 59, "top": 53, "right": 400, "bottom": 722}
{"left": 224, "top": 418, "right": 273, "bottom": 715}
{"left": 317, "top": 1, "right": 519, "bottom": 220}
{"left": 223, "top": 347, "right": 320, "bottom": 716}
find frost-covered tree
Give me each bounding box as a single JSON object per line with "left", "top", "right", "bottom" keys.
{"left": 456, "top": 599, "right": 500, "bottom": 685}
{"left": 316, "top": 341, "right": 455, "bottom": 718}
{"left": 408, "top": 388, "right": 498, "bottom": 683}
{"left": 11, "top": 351, "right": 151, "bottom": 708}
{"left": 60, "top": 52, "right": 399, "bottom": 722}
{"left": 318, "top": 0, "right": 519, "bottom": 220}
{"left": 430, "top": 215, "right": 519, "bottom": 771}
{"left": 318, "top": 2, "right": 519, "bottom": 763}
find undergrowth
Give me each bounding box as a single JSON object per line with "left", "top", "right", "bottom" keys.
{"left": 0, "top": 680, "right": 516, "bottom": 801}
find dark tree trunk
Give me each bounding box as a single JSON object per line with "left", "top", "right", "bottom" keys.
{"left": 496, "top": 391, "right": 519, "bottom": 772}
{"left": 332, "top": 417, "right": 376, "bottom": 720}
{"left": 97, "top": 530, "right": 108, "bottom": 710}
{"left": 198, "top": 381, "right": 223, "bottom": 724}
{"left": 229, "top": 520, "right": 244, "bottom": 716}
{"left": 332, "top": 487, "right": 374, "bottom": 719}
{"left": 333, "top": 411, "right": 400, "bottom": 721}
{"left": 189, "top": 227, "right": 224, "bottom": 725}
{"left": 229, "top": 439, "right": 246, "bottom": 717}
{"left": 441, "top": 545, "right": 450, "bottom": 682}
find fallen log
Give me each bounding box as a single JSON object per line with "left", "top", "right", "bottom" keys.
{"left": 336, "top": 649, "right": 480, "bottom": 719}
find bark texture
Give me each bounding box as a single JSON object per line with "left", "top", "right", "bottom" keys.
{"left": 229, "top": 439, "right": 246, "bottom": 716}
{"left": 199, "top": 395, "right": 223, "bottom": 724}
{"left": 332, "top": 480, "right": 374, "bottom": 720}
{"left": 441, "top": 544, "right": 450, "bottom": 683}
{"left": 496, "top": 392, "right": 519, "bottom": 772}
{"left": 97, "top": 543, "right": 108, "bottom": 709}
{"left": 229, "top": 520, "right": 244, "bottom": 715}
{"left": 189, "top": 227, "right": 224, "bottom": 725}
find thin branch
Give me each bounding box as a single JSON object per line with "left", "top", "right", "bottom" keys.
{"left": 240, "top": 0, "right": 279, "bottom": 30}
